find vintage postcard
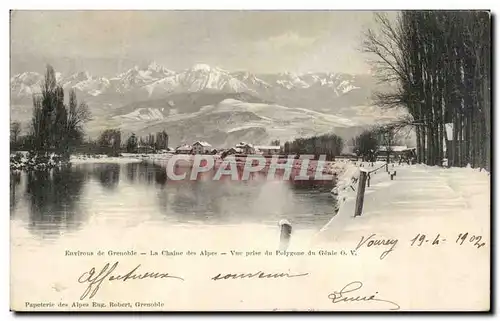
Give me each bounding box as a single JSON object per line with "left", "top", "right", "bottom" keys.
{"left": 10, "top": 10, "right": 491, "bottom": 311}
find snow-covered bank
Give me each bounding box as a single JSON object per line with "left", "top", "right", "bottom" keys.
{"left": 69, "top": 154, "right": 143, "bottom": 164}
{"left": 11, "top": 152, "right": 147, "bottom": 169}
{"left": 327, "top": 160, "right": 361, "bottom": 212}
{"left": 10, "top": 152, "right": 69, "bottom": 171}
{"left": 317, "top": 163, "right": 490, "bottom": 239}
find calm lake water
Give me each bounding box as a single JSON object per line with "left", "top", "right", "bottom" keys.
{"left": 10, "top": 161, "right": 337, "bottom": 243}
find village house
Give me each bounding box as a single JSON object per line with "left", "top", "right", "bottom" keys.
{"left": 255, "top": 145, "right": 281, "bottom": 156}
{"left": 227, "top": 147, "right": 244, "bottom": 155}
{"left": 235, "top": 142, "right": 255, "bottom": 154}
{"left": 175, "top": 144, "right": 193, "bottom": 154}
{"left": 192, "top": 141, "right": 212, "bottom": 154}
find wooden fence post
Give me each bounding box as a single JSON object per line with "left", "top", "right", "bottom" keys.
{"left": 279, "top": 219, "right": 292, "bottom": 251}
{"left": 354, "top": 170, "right": 368, "bottom": 217}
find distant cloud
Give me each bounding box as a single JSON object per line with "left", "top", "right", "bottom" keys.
{"left": 11, "top": 11, "right": 383, "bottom": 75}
{"left": 256, "top": 32, "right": 318, "bottom": 52}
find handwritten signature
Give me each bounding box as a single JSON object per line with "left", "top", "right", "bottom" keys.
{"left": 77, "top": 261, "right": 184, "bottom": 300}
{"left": 328, "top": 281, "right": 400, "bottom": 310}
{"left": 211, "top": 270, "right": 309, "bottom": 281}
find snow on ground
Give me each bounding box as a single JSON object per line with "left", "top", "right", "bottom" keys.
{"left": 318, "top": 162, "right": 490, "bottom": 239}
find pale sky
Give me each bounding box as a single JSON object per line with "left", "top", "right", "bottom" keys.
{"left": 10, "top": 11, "right": 390, "bottom": 76}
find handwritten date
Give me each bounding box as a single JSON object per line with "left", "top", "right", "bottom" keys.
{"left": 456, "top": 232, "right": 486, "bottom": 248}
{"left": 409, "top": 232, "right": 486, "bottom": 249}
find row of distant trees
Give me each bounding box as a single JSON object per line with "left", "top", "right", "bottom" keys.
{"left": 76, "top": 129, "right": 169, "bottom": 156}
{"left": 124, "top": 131, "right": 169, "bottom": 154}
{"left": 364, "top": 11, "right": 490, "bottom": 169}
{"left": 352, "top": 125, "right": 405, "bottom": 162}
{"left": 283, "top": 134, "right": 344, "bottom": 161}
{"left": 11, "top": 120, "right": 171, "bottom": 156}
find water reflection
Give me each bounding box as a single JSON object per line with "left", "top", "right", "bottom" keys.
{"left": 125, "top": 162, "right": 167, "bottom": 187}
{"left": 23, "top": 167, "right": 87, "bottom": 238}
{"left": 94, "top": 164, "right": 120, "bottom": 190}
{"left": 10, "top": 171, "right": 21, "bottom": 213}
{"left": 10, "top": 161, "right": 337, "bottom": 240}
{"left": 126, "top": 162, "right": 136, "bottom": 182}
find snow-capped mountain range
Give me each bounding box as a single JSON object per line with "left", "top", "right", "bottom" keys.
{"left": 11, "top": 62, "right": 376, "bottom": 111}
{"left": 10, "top": 62, "right": 402, "bottom": 145}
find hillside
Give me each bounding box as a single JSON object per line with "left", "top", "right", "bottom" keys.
{"left": 110, "top": 98, "right": 386, "bottom": 147}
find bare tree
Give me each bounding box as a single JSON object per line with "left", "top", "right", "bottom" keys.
{"left": 10, "top": 122, "right": 21, "bottom": 145}
{"left": 66, "top": 89, "right": 91, "bottom": 152}
{"left": 98, "top": 129, "right": 121, "bottom": 156}
{"left": 363, "top": 11, "right": 491, "bottom": 169}
{"left": 29, "top": 65, "right": 92, "bottom": 156}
